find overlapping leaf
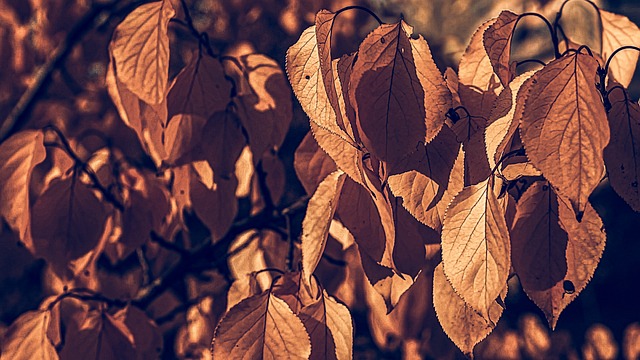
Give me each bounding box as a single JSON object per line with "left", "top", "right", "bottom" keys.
{"left": 483, "top": 10, "right": 519, "bottom": 87}
{"left": 520, "top": 52, "right": 609, "bottom": 219}
{"left": 511, "top": 181, "right": 605, "bottom": 329}
{"left": 603, "top": 84, "right": 640, "bottom": 211}
{"left": 110, "top": 0, "right": 174, "bottom": 104}
{"left": 294, "top": 132, "right": 338, "bottom": 195}
{"left": 0, "top": 310, "right": 58, "bottom": 360}
{"left": 441, "top": 177, "right": 510, "bottom": 316}
{"left": 433, "top": 264, "right": 506, "bottom": 357}
{"left": 600, "top": 9, "right": 640, "bottom": 88}
{"left": 0, "top": 130, "right": 46, "bottom": 249}
{"left": 211, "top": 291, "right": 311, "bottom": 359}
{"left": 302, "top": 170, "right": 346, "bottom": 286}
{"left": 349, "top": 20, "right": 451, "bottom": 164}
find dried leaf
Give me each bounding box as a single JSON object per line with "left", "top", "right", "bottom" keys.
{"left": 520, "top": 52, "right": 609, "bottom": 219}
{"left": 31, "top": 176, "right": 109, "bottom": 276}
{"left": 110, "top": 1, "right": 175, "bottom": 104}
{"left": 511, "top": 181, "right": 605, "bottom": 329}
{"left": 433, "top": 263, "right": 505, "bottom": 357}
{"left": 0, "top": 310, "right": 58, "bottom": 360}
{"left": 350, "top": 20, "right": 451, "bottom": 163}
{"left": 59, "top": 308, "right": 136, "bottom": 359}
{"left": 388, "top": 126, "right": 463, "bottom": 231}
{"left": 302, "top": 170, "right": 346, "bottom": 286}
{"left": 201, "top": 111, "right": 247, "bottom": 180}
{"left": 0, "top": 130, "right": 46, "bottom": 248}
{"left": 115, "top": 306, "right": 163, "bottom": 359}
{"left": 483, "top": 10, "right": 519, "bottom": 87}
{"left": 211, "top": 291, "right": 311, "bottom": 359}
{"left": 441, "top": 177, "right": 510, "bottom": 316}
{"left": 603, "top": 84, "right": 640, "bottom": 211}
{"left": 600, "top": 9, "right": 640, "bottom": 88}
{"left": 309, "top": 121, "right": 365, "bottom": 187}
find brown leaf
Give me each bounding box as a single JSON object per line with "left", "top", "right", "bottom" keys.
{"left": 603, "top": 84, "right": 640, "bottom": 211}
{"left": 31, "top": 176, "right": 109, "bottom": 277}
{"left": 511, "top": 181, "right": 605, "bottom": 329}
{"left": 388, "top": 126, "right": 463, "bottom": 231}
{"left": 59, "top": 308, "right": 136, "bottom": 359}
{"left": 211, "top": 291, "right": 311, "bottom": 359}
{"left": 302, "top": 170, "right": 346, "bottom": 286}
{"left": 115, "top": 306, "right": 163, "bottom": 359}
{"left": 458, "top": 17, "right": 503, "bottom": 120}
{"left": 441, "top": 177, "right": 510, "bottom": 316}
{"left": 0, "top": 310, "right": 58, "bottom": 360}
{"left": 0, "top": 130, "right": 46, "bottom": 248}
{"left": 106, "top": 56, "right": 167, "bottom": 164}
{"left": 201, "top": 111, "right": 247, "bottom": 180}
{"left": 433, "top": 263, "right": 505, "bottom": 357}
{"left": 190, "top": 171, "right": 238, "bottom": 240}
{"left": 485, "top": 71, "right": 535, "bottom": 170}
{"left": 287, "top": 25, "right": 356, "bottom": 145}
{"left": 294, "top": 131, "right": 338, "bottom": 195}
{"left": 309, "top": 121, "right": 366, "bottom": 187}
{"left": 165, "top": 53, "right": 231, "bottom": 165}
{"left": 520, "top": 52, "right": 609, "bottom": 219}
{"left": 110, "top": 1, "right": 175, "bottom": 104}
{"left": 226, "top": 54, "right": 292, "bottom": 159}
{"left": 350, "top": 20, "right": 451, "bottom": 164}
{"left": 483, "top": 10, "right": 519, "bottom": 87}
{"left": 600, "top": 9, "right": 640, "bottom": 88}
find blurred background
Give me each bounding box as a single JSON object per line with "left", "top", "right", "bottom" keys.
{"left": 0, "top": 0, "right": 639, "bottom": 358}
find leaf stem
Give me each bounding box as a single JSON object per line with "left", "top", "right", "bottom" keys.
{"left": 520, "top": 12, "right": 561, "bottom": 59}
{"left": 335, "top": 6, "right": 384, "bottom": 25}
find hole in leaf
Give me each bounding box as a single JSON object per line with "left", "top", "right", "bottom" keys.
{"left": 304, "top": 75, "right": 310, "bottom": 80}
{"left": 632, "top": 181, "right": 638, "bottom": 188}
{"left": 380, "top": 37, "right": 386, "bottom": 44}
{"left": 63, "top": 285, "right": 68, "bottom": 292}
{"left": 563, "top": 280, "right": 575, "bottom": 294}
{"left": 542, "top": 184, "right": 549, "bottom": 191}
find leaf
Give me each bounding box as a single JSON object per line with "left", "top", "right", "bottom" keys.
{"left": 201, "top": 111, "right": 247, "bottom": 180}
{"left": 520, "top": 52, "right": 609, "bottom": 220}
{"left": 190, "top": 167, "right": 238, "bottom": 240}
{"left": 0, "top": 130, "right": 46, "bottom": 248}
{"left": 0, "top": 310, "right": 58, "bottom": 360}
{"left": 115, "top": 306, "right": 163, "bottom": 359}
{"left": 286, "top": 25, "right": 355, "bottom": 145}
{"left": 211, "top": 291, "right": 311, "bottom": 359}
{"left": 433, "top": 263, "right": 505, "bottom": 357}
{"left": 485, "top": 71, "right": 535, "bottom": 170}
{"left": 483, "top": 10, "right": 519, "bottom": 87}
{"left": 603, "top": 84, "right": 640, "bottom": 211}
{"left": 388, "top": 125, "right": 463, "bottom": 231}
{"left": 59, "top": 309, "right": 136, "bottom": 360}
{"left": 309, "top": 121, "right": 366, "bottom": 187}
{"left": 110, "top": 1, "right": 175, "bottom": 104}
{"left": 31, "top": 176, "right": 109, "bottom": 277}
{"left": 441, "top": 177, "right": 510, "bottom": 316}
{"left": 302, "top": 170, "right": 346, "bottom": 286}
{"left": 106, "top": 56, "right": 167, "bottom": 164}
{"left": 294, "top": 131, "right": 338, "bottom": 195}
{"left": 511, "top": 181, "right": 605, "bottom": 329}
{"left": 226, "top": 54, "right": 292, "bottom": 159}
{"left": 165, "top": 53, "right": 231, "bottom": 164}
{"left": 458, "top": 17, "right": 503, "bottom": 120}
{"left": 321, "top": 292, "right": 353, "bottom": 360}
{"left": 600, "top": 9, "right": 640, "bottom": 88}
{"left": 349, "top": 20, "right": 451, "bottom": 163}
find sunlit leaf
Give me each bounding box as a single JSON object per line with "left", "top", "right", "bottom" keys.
{"left": 433, "top": 263, "right": 505, "bottom": 357}
{"left": 600, "top": 9, "right": 640, "bottom": 88}
{"left": 0, "top": 310, "right": 58, "bottom": 360}
{"left": 603, "top": 84, "right": 640, "bottom": 211}
{"left": 110, "top": 1, "right": 175, "bottom": 104}
{"left": 212, "top": 291, "right": 311, "bottom": 359}
{"left": 511, "top": 181, "right": 605, "bottom": 329}
{"left": 302, "top": 170, "right": 346, "bottom": 287}
{"left": 520, "top": 52, "right": 609, "bottom": 219}
{"left": 0, "top": 130, "right": 46, "bottom": 249}
{"left": 350, "top": 20, "right": 451, "bottom": 163}
{"left": 310, "top": 121, "right": 366, "bottom": 187}
{"left": 441, "top": 177, "right": 510, "bottom": 316}
{"left": 483, "top": 10, "right": 519, "bottom": 87}
{"left": 294, "top": 131, "right": 338, "bottom": 195}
